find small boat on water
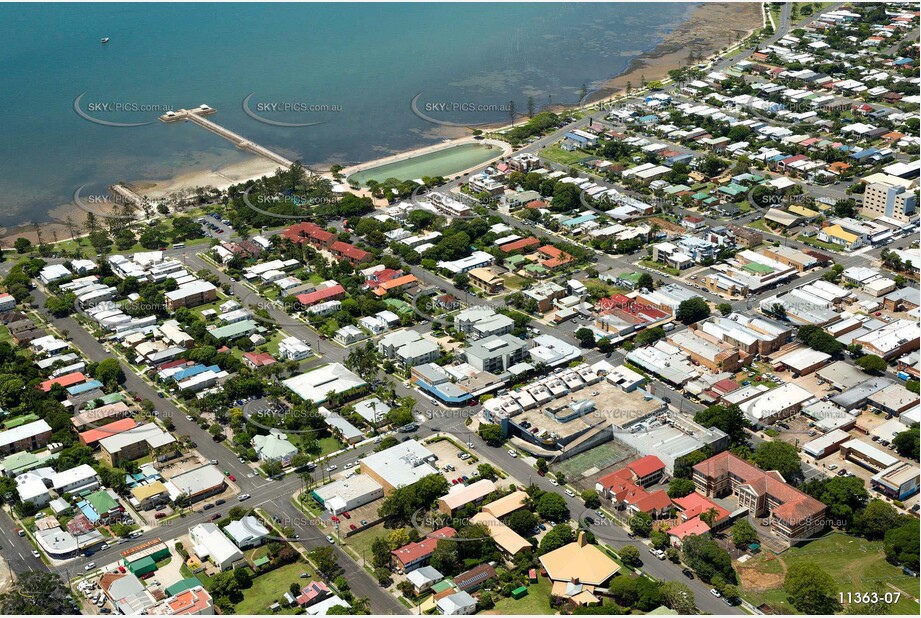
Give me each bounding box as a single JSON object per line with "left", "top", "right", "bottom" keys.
{"left": 101, "top": 37, "right": 109, "bottom": 44}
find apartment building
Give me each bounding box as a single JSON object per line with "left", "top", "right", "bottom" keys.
{"left": 860, "top": 180, "right": 918, "bottom": 222}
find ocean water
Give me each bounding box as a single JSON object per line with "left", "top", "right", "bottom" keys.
{"left": 0, "top": 2, "right": 695, "bottom": 227}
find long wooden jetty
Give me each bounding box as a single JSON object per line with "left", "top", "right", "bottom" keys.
{"left": 160, "top": 105, "right": 295, "bottom": 169}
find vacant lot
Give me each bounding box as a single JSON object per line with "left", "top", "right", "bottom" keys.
{"left": 231, "top": 561, "right": 308, "bottom": 615}
{"left": 738, "top": 533, "right": 920, "bottom": 615}
{"left": 486, "top": 573, "right": 554, "bottom": 615}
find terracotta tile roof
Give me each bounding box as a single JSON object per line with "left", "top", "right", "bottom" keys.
{"left": 673, "top": 492, "right": 730, "bottom": 522}
{"left": 712, "top": 379, "right": 740, "bottom": 394}
{"left": 331, "top": 241, "right": 371, "bottom": 262}
{"left": 392, "top": 527, "right": 456, "bottom": 567}
{"left": 632, "top": 490, "right": 672, "bottom": 514}
{"left": 669, "top": 516, "right": 711, "bottom": 540}
{"left": 296, "top": 284, "right": 346, "bottom": 307}
{"left": 500, "top": 237, "right": 540, "bottom": 253}
{"left": 628, "top": 455, "right": 665, "bottom": 479}
{"left": 694, "top": 452, "right": 825, "bottom": 525}
{"left": 373, "top": 274, "right": 418, "bottom": 296}
{"left": 39, "top": 371, "right": 87, "bottom": 392}
{"left": 79, "top": 418, "right": 139, "bottom": 445}
{"left": 282, "top": 222, "right": 335, "bottom": 245}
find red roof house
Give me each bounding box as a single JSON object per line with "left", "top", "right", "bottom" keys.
{"left": 296, "top": 284, "right": 346, "bottom": 308}
{"left": 39, "top": 371, "right": 87, "bottom": 392}
{"left": 391, "top": 527, "right": 457, "bottom": 571}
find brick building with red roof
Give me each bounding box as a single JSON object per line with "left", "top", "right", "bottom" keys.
{"left": 330, "top": 241, "right": 372, "bottom": 265}
{"left": 693, "top": 452, "right": 826, "bottom": 542}
{"left": 281, "top": 222, "right": 336, "bottom": 248}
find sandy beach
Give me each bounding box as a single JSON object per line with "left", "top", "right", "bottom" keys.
{"left": 0, "top": 157, "right": 284, "bottom": 248}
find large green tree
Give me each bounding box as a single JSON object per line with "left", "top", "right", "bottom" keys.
{"left": 783, "top": 563, "right": 839, "bottom": 614}
{"left": 694, "top": 404, "right": 749, "bottom": 443}
{"left": 676, "top": 297, "right": 711, "bottom": 325}
{"left": 753, "top": 440, "right": 802, "bottom": 481}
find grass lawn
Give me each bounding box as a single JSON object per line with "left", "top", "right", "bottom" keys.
{"left": 318, "top": 436, "right": 344, "bottom": 456}
{"left": 797, "top": 235, "right": 842, "bottom": 252}
{"left": 639, "top": 259, "right": 680, "bottom": 277}
{"left": 489, "top": 574, "right": 554, "bottom": 615}
{"left": 0, "top": 325, "right": 13, "bottom": 345}
{"left": 342, "top": 522, "right": 393, "bottom": 566}
{"left": 748, "top": 218, "right": 783, "bottom": 235}
{"left": 540, "top": 145, "right": 588, "bottom": 167}
{"left": 231, "top": 562, "right": 307, "bottom": 615}
{"left": 739, "top": 533, "right": 921, "bottom": 615}
{"left": 502, "top": 274, "right": 530, "bottom": 290}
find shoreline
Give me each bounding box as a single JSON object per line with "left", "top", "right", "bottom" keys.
{"left": 586, "top": 1, "right": 764, "bottom": 104}
{"left": 0, "top": 3, "right": 764, "bottom": 248}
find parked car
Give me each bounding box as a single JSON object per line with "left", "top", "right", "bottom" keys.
{"left": 154, "top": 513, "right": 166, "bottom": 520}
{"left": 710, "top": 589, "right": 721, "bottom": 598}
{"left": 85, "top": 562, "right": 96, "bottom": 571}
{"left": 238, "top": 494, "right": 251, "bottom": 502}
{"left": 31, "top": 550, "right": 40, "bottom": 558}
{"left": 326, "top": 535, "right": 335, "bottom": 544}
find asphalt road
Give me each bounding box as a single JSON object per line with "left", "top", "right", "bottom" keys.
{"left": 2, "top": 4, "right": 896, "bottom": 613}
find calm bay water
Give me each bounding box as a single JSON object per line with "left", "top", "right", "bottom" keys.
{"left": 0, "top": 2, "right": 695, "bottom": 227}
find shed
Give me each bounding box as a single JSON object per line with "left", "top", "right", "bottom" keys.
{"left": 126, "top": 555, "right": 157, "bottom": 577}
{"left": 511, "top": 586, "right": 529, "bottom": 599}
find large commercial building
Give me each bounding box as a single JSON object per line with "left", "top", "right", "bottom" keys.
{"left": 693, "top": 452, "right": 826, "bottom": 543}
{"left": 163, "top": 465, "right": 226, "bottom": 504}
{"left": 871, "top": 462, "right": 919, "bottom": 501}
{"left": 360, "top": 439, "right": 439, "bottom": 493}
{"left": 189, "top": 523, "right": 244, "bottom": 571}
{"left": 282, "top": 363, "right": 367, "bottom": 404}
{"left": 311, "top": 475, "right": 384, "bottom": 515}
